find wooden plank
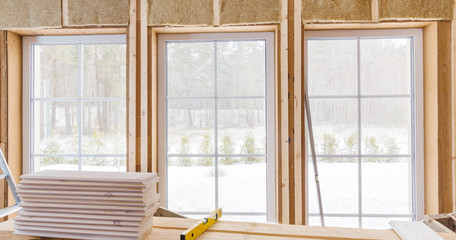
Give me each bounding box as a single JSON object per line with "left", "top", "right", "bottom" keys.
{"left": 371, "top": 0, "right": 379, "bottom": 22}
{"left": 390, "top": 221, "right": 444, "bottom": 240}
{"left": 436, "top": 21, "right": 453, "bottom": 214}
{"left": 139, "top": 0, "right": 148, "bottom": 173}
{"left": 149, "top": 28, "right": 158, "bottom": 173}
{"left": 287, "top": 0, "right": 295, "bottom": 224}
{"left": 280, "top": 0, "right": 290, "bottom": 224}
{"left": 453, "top": 0, "right": 456, "bottom": 213}
{"left": 61, "top": 0, "right": 69, "bottom": 26}
{"left": 127, "top": 0, "right": 137, "bottom": 172}
{"left": 152, "top": 25, "right": 278, "bottom": 33}
{"left": 213, "top": 0, "right": 221, "bottom": 26}
{"left": 274, "top": 25, "right": 282, "bottom": 223}
{"left": 9, "top": 27, "right": 126, "bottom": 36}
{"left": 6, "top": 32, "right": 22, "bottom": 213}
{"left": 293, "top": 0, "right": 303, "bottom": 225}
{"left": 0, "top": 31, "right": 7, "bottom": 216}
{"left": 423, "top": 22, "right": 439, "bottom": 214}
{"left": 304, "top": 22, "right": 433, "bottom": 30}
{"left": 3, "top": 217, "right": 456, "bottom": 240}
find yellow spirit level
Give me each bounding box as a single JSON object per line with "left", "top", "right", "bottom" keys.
{"left": 180, "top": 208, "right": 222, "bottom": 240}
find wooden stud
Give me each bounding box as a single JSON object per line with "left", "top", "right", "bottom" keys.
{"left": 213, "top": 0, "right": 221, "bottom": 26}
{"left": 293, "top": 0, "right": 303, "bottom": 225}
{"left": 452, "top": 0, "right": 456, "bottom": 212}
{"left": 304, "top": 22, "right": 433, "bottom": 30}
{"left": 61, "top": 0, "right": 69, "bottom": 26}
{"left": 287, "top": 0, "right": 295, "bottom": 224}
{"left": 139, "top": 0, "right": 148, "bottom": 173}
{"left": 274, "top": 26, "right": 282, "bottom": 223}
{"left": 371, "top": 0, "right": 379, "bottom": 22}
{"left": 9, "top": 27, "right": 126, "bottom": 36}
{"left": 436, "top": 21, "right": 453, "bottom": 214}
{"left": 0, "top": 31, "right": 7, "bottom": 217}
{"left": 127, "top": 0, "right": 137, "bottom": 172}
{"left": 152, "top": 25, "right": 278, "bottom": 33}
{"left": 150, "top": 29, "right": 158, "bottom": 173}
{"left": 423, "top": 21, "right": 453, "bottom": 214}
{"left": 280, "top": 0, "right": 290, "bottom": 224}
{"left": 6, "top": 32, "right": 22, "bottom": 214}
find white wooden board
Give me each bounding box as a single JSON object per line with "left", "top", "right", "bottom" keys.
{"left": 389, "top": 221, "right": 444, "bottom": 240}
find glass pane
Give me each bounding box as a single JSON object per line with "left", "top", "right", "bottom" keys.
{"left": 33, "top": 101, "right": 78, "bottom": 154}
{"left": 309, "top": 216, "right": 359, "bottom": 228}
{"left": 217, "top": 41, "right": 266, "bottom": 96}
{"left": 361, "top": 98, "right": 411, "bottom": 155}
{"left": 360, "top": 38, "right": 411, "bottom": 95}
{"left": 82, "top": 157, "right": 126, "bottom": 172}
{"left": 362, "top": 217, "right": 411, "bottom": 229}
{"left": 167, "top": 42, "right": 214, "bottom": 97}
{"left": 33, "top": 45, "right": 78, "bottom": 98}
{"left": 218, "top": 99, "right": 266, "bottom": 154}
{"left": 307, "top": 39, "right": 357, "bottom": 96}
{"left": 81, "top": 101, "right": 126, "bottom": 154}
{"left": 221, "top": 215, "right": 267, "bottom": 223}
{"left": 82, "top": 44, "right": 126, "bottom": 97}
{"left": 308, "top": 158, "right": 358, "bottom": 214}
{"left": 35, "top": 157, "right": 78, "bottom": 172}
{"left": 362, "top": 158, "right": 412, "bottom": 214}
{"left": 167, "top": 157, "right": 215, "bottom": 212}
{"left": 167, "top": 99, "right": 215, "bottom": 154}
{"left": 310, "top": 99, "right": 358, "bottom": 155}
{"left": 219, "top": 157, "right": 266, "bottom": 212}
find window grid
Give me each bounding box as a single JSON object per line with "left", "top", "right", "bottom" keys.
{"left": 307, "top": 36, "right": 416, "bottom": 228}
{"left": 29, "top": 42, "right": 127, "bottom": 172}
{"left": 165, "top": 40, "right": 268, "bottom": 218}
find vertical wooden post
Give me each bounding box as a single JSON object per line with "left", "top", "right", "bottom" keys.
{"left": 287, "top": 0, "right": 295, "bottom": 225}
{"left": 127, "top": 0, "right": 137, "bottom": 172}
{"left": 452, "top": 0, "right": 456, "bottom": 212}
{"left": 139, "top": 0, "right": 148, "bottom": 172}
{"left": 371, "top": 0, "right": 379, "bottom": 22}
{"left": 293, "top": 0, "right": 304, "bottom": 225}
{"left": 0, "top": 31, "right": 7, "bottom": 217}
{"left": 213, "top": 0, "right": 221, "bottom": 26}
{"left": 61, "top": 0, "right": 69, "bottom": 26}
{"left": 280, "top": 0, "right": 290, "bottom": 224}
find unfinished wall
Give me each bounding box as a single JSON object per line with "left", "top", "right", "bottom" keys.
{"left": 302, "top": 0, "right": 371, "bottom": 22}
{"left": 220, "top": 0, "right": 281, "bottom": 25}
{"left": 67, "top": 0, "right": 129, "bottom": 26}
{"left": 148, "top": 0, "right": 213, "bottom": 26}
{"left": 0, "top": 0, "right": 61, "bottom": 29}
{"left": 379, "top": 0, "right": 454, "bottom": 21}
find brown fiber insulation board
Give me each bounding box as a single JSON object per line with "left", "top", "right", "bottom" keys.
{"left": 379, "top": 0, "right": 454, "bottom": 20}
{"left": 148, "top": 0, "right": 213, "bottom": 26}
{"left": 0, "top": 0, "right": 61, "bottom": 29}
{"left": 302, "top": 0, "right": 371, "bottom": 22}
{"left": 220, "top": 0, "right": 281, "bottom": 24}
{"left": 67, "top": 0, "right": 129, "bottom": 26}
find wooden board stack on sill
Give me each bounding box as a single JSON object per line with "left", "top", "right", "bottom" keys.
{"left": 13, "top": 170, "right": 160, "bottom": 240}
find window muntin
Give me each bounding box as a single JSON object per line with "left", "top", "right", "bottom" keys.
{"left": 23, "top": 35, "right": 127, "bottom": 173}
{"left": 305, "top": 30, "right": 423, "bottom": 229}
{"left": 158, "top": 33, "right": 275, "bottom": 222}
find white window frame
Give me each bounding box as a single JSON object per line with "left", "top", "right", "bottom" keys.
{"left": 23, "top": 35, "right": 127, "bottom": 174}
{"left": 157, "top": 32, "right": 276, "bottom": 222}
{"left": 304, "top": 29, "right": 424, "bottom": 227}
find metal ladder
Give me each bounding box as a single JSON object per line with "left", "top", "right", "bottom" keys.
{"left": 0, "top": 148, "right": 21, "bottom": 218}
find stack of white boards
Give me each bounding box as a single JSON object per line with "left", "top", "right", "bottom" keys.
{"left": 13, "top": 170, "right": 160, "bottom": 240}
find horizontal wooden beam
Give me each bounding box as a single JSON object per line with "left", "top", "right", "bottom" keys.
{"left": 9, "top": 27, "right": 126, "bottom": 36}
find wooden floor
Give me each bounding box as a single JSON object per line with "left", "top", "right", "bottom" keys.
{"left": 1, "top": 217, "right": 456, "bottom": 240}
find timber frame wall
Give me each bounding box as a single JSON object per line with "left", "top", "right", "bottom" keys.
{"left": 0, "top": 0, "right": 454, "bottom": 224}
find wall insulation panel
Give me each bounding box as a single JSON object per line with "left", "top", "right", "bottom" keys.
{"left": 379, "top": 0, "right": 453, "bottom": 20}
{"left": 68, "top": 0, "right": 129, "bottom": 26}
{"left": 302, "top": 0, "right": 371, "bottom": 22}
{"left": 148, "top": 0, "right": 213, "bottom": 26}
{"left": 220, "top": 0, "right": 281, "bottom": 25}
{"left": 0, "top": 0, "right": 61, "bottom": 29}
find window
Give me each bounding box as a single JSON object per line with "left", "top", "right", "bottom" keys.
{"left": 23, "top": 35, "right": 127, "bottom": 173}
{"left": 158, "top": 32, "right": 275, "bottom": 222}
{"left": 305, "top": 29, "right": 423, "bottom": 229}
